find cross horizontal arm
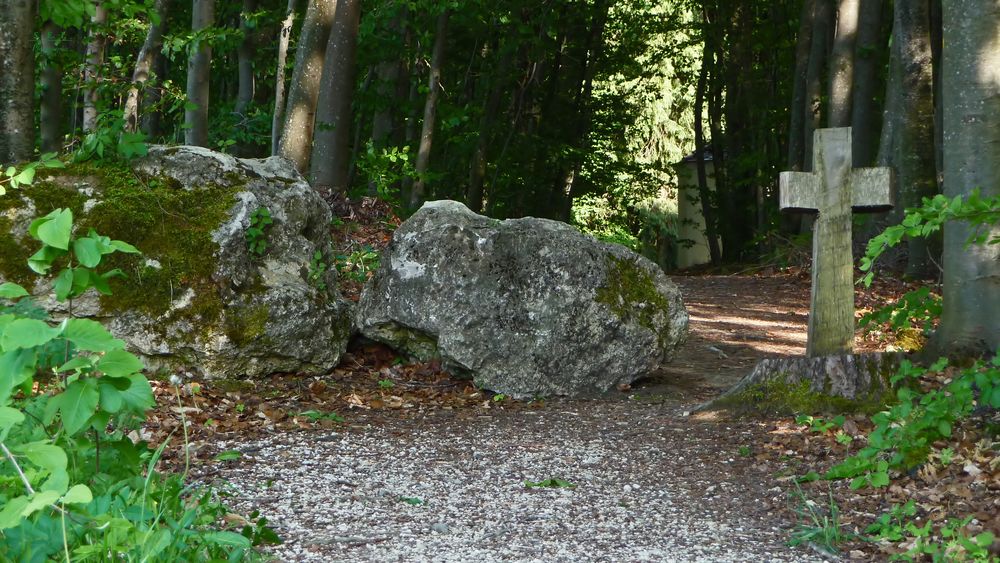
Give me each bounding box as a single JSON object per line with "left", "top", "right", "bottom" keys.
{"left": 779, "top": 171, "right": 820, "bottom": 212}
{"left": 849, "top": 167, "right": 895, "bottom": 211}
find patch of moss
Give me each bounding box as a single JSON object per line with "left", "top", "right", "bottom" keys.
{"left": 224, "top": 303, "right": 270, "bottom": 347}
{"left": 595, "top": 255, "right": 671, "bottom": 344}
{"left": 375, "top": 322, "right": 440, "bottom": 361}
{"left": 713, "top": 378, "right": 889, "bottom": 418}
{"left": 0, "top": 216, "right": 34, "bottom": 286}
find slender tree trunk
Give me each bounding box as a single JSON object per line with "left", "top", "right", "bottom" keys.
{"left": 828, "top": 0, "right": 859, "bottom": 126}
{"left": 787, "top": 0, "right": 816, "bottom": 171}
{"left": 142, "top": 50, "right": 169, "bottom": 138}
{"left": 271, "top": 0, "right": 297, "bottom": 154}
{"left": 278, "top": 0, "right": 336, "bottom": 173}
{"left": 184, "top": 0, "right": 214, "bottom": 146}
{"left": 849, "top": 0, "right": 884, "bottom": 166}
{"left": 310, "top": 0, "right": 360, "bottom": 193}
{"left": 83, "top": 3, "right": 109, "bottom": 132}
{"left": 124, "top": 0, "right": 171, "bottom": 132}
{"left": 0, "top": 0, "right": 35, "bottom": 163}
{"left": 235, "top": 0, "right": 257, "bottom": 115}
{"left": 804, "top": 0, "right": 834, "bottom": 171}
{"left": 40, "top": 21, "right": 64, "bottom": 153}
{"left": 409, "top": 9, "right": 450, "bottom": 210}
{"left": 694, "top": 39, "right": 721, "bottom": 265}
{"left": 468, "top": 48, "right": 513, "bottom": 214}
{"left": 937, "top": 0, "right": 1000, "bottom": 355}
{"left": 929, "top": 0, "right": 943, "bottom": 190}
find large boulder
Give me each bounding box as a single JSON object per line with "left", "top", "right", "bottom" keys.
{"left": 0, "top": 145, "right": 351, "bottom": 378}
{"left": 356, "top": 200, "right": 688, "bottom": 397}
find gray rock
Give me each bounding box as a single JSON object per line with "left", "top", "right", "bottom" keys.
{"left": 356, "top": 200, "right": 688, "bottom": 398}
{"left": 0, "top": 145, "right": 351, "bottom": 378}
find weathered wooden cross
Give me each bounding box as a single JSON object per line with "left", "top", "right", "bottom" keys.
{"left": 780, "top": 127, "right": 893, "bottom": 357}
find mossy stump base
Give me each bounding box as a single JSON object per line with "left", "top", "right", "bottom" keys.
{"left": 698, "top": 352, "right": 903, "bottom": 416}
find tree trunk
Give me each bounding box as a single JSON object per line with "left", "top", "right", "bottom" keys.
{"left": 40, "top": 21, "right": 64, "bottom": 153}
{"left": 937, "top": 0, "right": 1000, "bottom": 355}
{"left": 310, "top": 0, "right": 360, "bottom": 193}
{"left": 409, "top": 9, "right": 450, "bottom": 210}
{"left": 277, "top": 0, "right": 336, "bottom": 173}
{"left": 83, "top": 3, "right": 109, "bottom": 132}
{"left": 124, "top": 0, "right": 171, "bottom": 133}
{"left": 235, "top": 0, "right": 258, "bottom": 115}
{"left": 271, "top": 0, "right": 297, "bottom": 154}
{"left": 141, "top": 48, "right": 169, "bottom": 138}
{"left": 849, "top": 0, "right": 884, "bottom": 166}
{"left": 0, "top": 0, "right": 35, "bottom": 163}
{"left": 184, "top": 0, "right": 214, "bottom": 146}
{"left": 804, "top": 0, "right": 833, "bottom": 171}
{"left": 468, "top": 48, "right": 513, "bottom": 214}
{"left": 827, "top": 0, "right": 859, "bottom": 126}
{"left": 787, "top": 0, "right": 816, "bottom": 171}
{"left": 694, "top": 38, "right": 721, "bottom": 266}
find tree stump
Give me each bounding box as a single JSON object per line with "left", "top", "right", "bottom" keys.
{"left": 697, "top": 353, "right": 903, "bottom": 415}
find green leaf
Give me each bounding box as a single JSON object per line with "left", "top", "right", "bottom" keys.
{"left": 27, "top": 245, "right": 66, "bottom": 275}
{"left": 202, "top": 531, "right": 252, "bottom": 548}
{"left": 0, "top": 496, "right": 29, "bottom": 530}
{"left": 96, "top": 349, "right": 144, "bottom": 377}
{"left": 53, "top": 268, "right": 73, "bottom": 301}
{"left": 30, "top": 208, "right": 73, "bottom": 250}
{"left": 73, "top": 237, "right": 102, "bottom": 267}
{"left": 0, "top": 282, "right": 29, "bottom": 299}
{"left": 56, "top": 356, "right": 95, "bottom": 373}
{"left": 50, "top": 379, "right": 99, "bottom": 435}
{"left": 215, "top": 450, "right": 242, "bottom": 461}
{"left": 97, "top": 377, "right": 130, "bottom": 413}
{"left": 117, "top": 373, "right": 154, "bottom": 412}
{"left": 1, "top": 318, "right": 61, "bottom": 350}
{"left": 0, "top": 349, "right": 35, "bottom": 403}
{"left": 109, "top": 239, "right": 140, "bottom": 254}
{"left": 15, "top": 441, "right": 69, "bottom": 492}
{"left": 63, "top": 318, "right": 124, "bottom": 352}
{"left": 400, "top": 496, "right": 424, "bottom": 505}
{"left": 0, "top": 406, "right": 25, "bottom": 440}
{"left": 61, "top": 484, "right": 93, "bottom": 505}
{"left": 21, "top": 490, "right": 62, "bottom": 518}
{"left": 13, "top": 166, "right": 35, "bottom": 186}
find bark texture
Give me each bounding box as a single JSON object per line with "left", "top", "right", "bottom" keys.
{"left": 184, "top": 0, "right": 215, "bottom": 147}
{"left": 235, "top": 0, "right": 258, "bottom": 115}
{"left": 0, "top": 0, "right": 35, "bottom": 163}
{"left": 938, "top": 0, "right": 1000, "bottom": 354}
{"left": 803, "top": 0, "right": 834, "bottom": 171}
{"left": 310, "top": 0, "right": 360, "bottom": 193}
{"left": 83, "top": 4, "right": 109, "bottom": 132}
{"left": 277, "top": 0, "right": 336, "bottom": 173}
{"left": 40, "top": 21, "right": 64, "bottom": 153}
{"left": 271, "top": 0, "right": 298, "bottom": 153}
{"left": 828, "top": 0, "right": 859, "bottom": 127}
{"left": 409, "top": 10, "right": 451, "bottom": 210}
{"left": 124, "top": 0, "right": 171, "bottom": 132}
{"left": 787, "top": 0, "right": 816, "bottom": 171}
{"left": 849, "top": 0, "right": 884, "bottom": 166}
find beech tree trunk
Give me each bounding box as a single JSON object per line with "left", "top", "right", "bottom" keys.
{"left": 271, "top": 0, "right": 297, "bottom": 154}
{"left": 83, "top": 3, "right": 109, "bottom": 132}
{"left": 849, "top": 0, "right": 884, "bottom": 166}
{"left": 310, "top": 0, "right": 360, "bottom": 193}
{"left": 409, "top": 9, "right": 450, "bottom": 210}
{"left": 803, "top": 0, "right": 833, "bottom": 171}
{"left": 937, "top": 0, "right": 1000, "bottom": 355}
{"left": 277, "top": 0, "right": 336, "bottom": 173}
{"left": 40, "top": 21, "right": 64, "bottom": 153}
{"left": 0, "top": 0, "right": 35, "bottom": 163}
{"left": 827, "top": 0, "right": 859, "bottom": 127}
{"left": 787, "top": 0, "right": 816, "bottom": 171}
{"left": 235, "top": 0, "right": 258, "bottom": 115}
{"left": 184, "top": 0, "right": 214, "bottom": 146}
{"left": 124, "top": 0, "right": 171, "bottom": 133}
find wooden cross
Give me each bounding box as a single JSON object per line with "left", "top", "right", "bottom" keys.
{"left": 780, "top": 127, "right": 893, "bottom": 357}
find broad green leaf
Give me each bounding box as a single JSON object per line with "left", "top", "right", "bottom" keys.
{"left": 201, "top": 531, "right": 252, "bottom": 548}
{"left": 13, "top": 167, "right": 35, "bottom": 186}
{"left": 1, "top": 318, "right": 60, "bottom": 350}
{"left": 69, "top": 267, "right": 93, "bottom": 298}
{"left": 30, "top": 208, "right": 73, "bottom": 250}
{"left": 63, "top": 318, "right": 124, "bottom": 351}
{"left": 117, "top": 373, "right": 154, "bottom": 412}
{"left": 143, "top": 529, "right": 174, "bottom": 558}
{"left": 21, "top": 490, "right": 62, "bottom": 518}
{"left": 56, "top": 356, "right": 95, "bottom": 373}
{"left": 53, "top": 268, "right": 73, "bottom": 301}
{"left": 0, "top": 406, "right": 25, "bottom": 440}
{"left": 50, "top": 379, "right": 99, "bottom": 435}
{"left": 215, "top": 450, "right": 242, "bottom": 461}
{"left": 0, "top": 282, "right": 29, "bottom": 299}
{"left": 0, "top": 349, "right": 35, "bottom": 403}
{"left": 27, "top": 245, "right": 66, "bottom": 275}
{"left": 61, "top": 484, "right": 93, "bottom": 505}
{"left": 96, "top": 349, "right": 144, "bottom": 377}
{"left": 16, "top": 441, "right": 69, "bottom": 492}
{"left": 97, "top": 378, "right": 126, "bottom": 413}
{"left": 0, "top": 496, "right": 29, "bottom": 530}
{"left": 73, "top": 237, "right": 102, "bottom": 267}
{"left": 110, "top": 240, "right": 140, "bottom": 254}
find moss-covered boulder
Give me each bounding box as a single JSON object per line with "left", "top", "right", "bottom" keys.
{"left": 356, "top": 200, "right": 688, "bottom": 398}
{"left": 0, "top": 145, "right": 351, "bottom": 378}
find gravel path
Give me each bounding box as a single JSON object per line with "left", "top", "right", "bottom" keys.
{"left": 210, "top": 400, "right": 828, "bottom": 562}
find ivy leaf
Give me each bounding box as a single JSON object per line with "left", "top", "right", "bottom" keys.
{"left": 1, "top": 319, "right": 61, "bottom": 350}
{"left": 96, "top": 349, "right": 144, "bottom": 377}
{"left": 62, "top": 318, "right": 124, "bottom": 352}
{"left": 49, "top": 379, "right": 99, "bottom": 435}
